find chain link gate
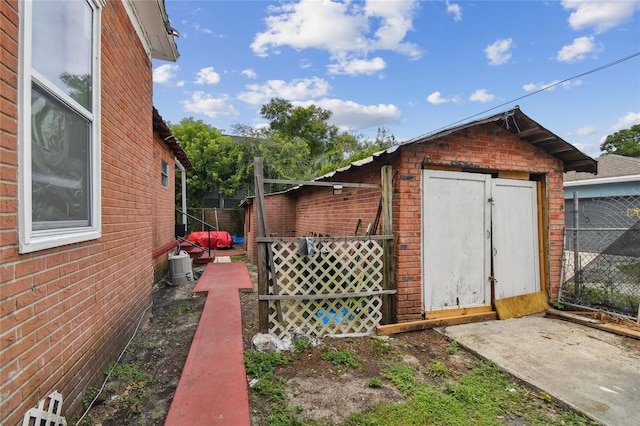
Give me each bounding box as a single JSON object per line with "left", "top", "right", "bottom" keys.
{"left": 560, "top": 194, "right": 640, "bottom": 320}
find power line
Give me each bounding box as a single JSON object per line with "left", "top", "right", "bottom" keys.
{"left": 415, "top": 50, "right": 640, "bottom": 139}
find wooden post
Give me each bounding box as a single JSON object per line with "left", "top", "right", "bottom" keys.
{"left": 381, "top": 165, "right": 395, "bottom": 324}
{"left": 254, "top": 158, "right": 269, "bottom": 332}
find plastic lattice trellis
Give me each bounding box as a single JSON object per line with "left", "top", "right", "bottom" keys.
{"left": 22, "top": 391, "right": 67, "bottom": 426}
{"left": 266, "top": 237, "right": 387, "bottom": 338}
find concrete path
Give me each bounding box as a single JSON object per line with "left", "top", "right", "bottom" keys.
{"left": 165, "top": 261, "right": 253, "bottom": 426}
{"left": 443, "top": 314, "right": 640, "bottom": 425}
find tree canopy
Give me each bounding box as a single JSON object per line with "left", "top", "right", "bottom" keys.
{"left": 171, "top": 98, "right": 398, "bottom": 207}
{"left": 600, "top": 124, "right": 640, "bottom": 157}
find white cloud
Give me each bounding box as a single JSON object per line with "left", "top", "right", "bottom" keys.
{"left": 242, "top": 69, "right": 258, "bottom": 79}
{"left": 562, "top": 0, "right": 640, "bottom": 33}
{"left": 194, "top": 67, "right": 221, "bottom": 85}
{"left": 446, "top": 0, "right": 462, "bottom": 22}
{"left": 574, "top": 125, "right": 597, "bottom": 136}
{"left": 327, "top": 57, "right": 386, "bottom": 75}
{"left": 484, "top": 38, "right": 513, "bottom": 66}
{"left": 181, "top": 92, "right": 239, "bottom": 118}
{"left": 176, "top": 81, "right": 185, "bottom": 87}
{"left": 251, "top": 0, "right": 420, "bottom": 73}
{"left": 469, "top": 89, "right": 495, "bottom": 103}
{"left": 153, "top": 64, "right": 179, "bottom": 84}
{"left": 522, "top": 79, "right": 582, "bottom": 92}
{"left": 193, "top": 22, "right": 213, "bottom": 34}
{"left": 427, "top": 91, "right": 461, "bottom": 105}
{"left": 238, "top": 77, "right": 330, "bottom": 105}
{"left": 610, "top": 112, "right": 640, "bottom": 132}
{"left": 300, "top": 59, "right": 312, "bottom": 69}
{"left": 294, "top": 98, "right": 401, "bottom": 131}
{"left": 556, "top": 36, "right": 596, "bottom": 62}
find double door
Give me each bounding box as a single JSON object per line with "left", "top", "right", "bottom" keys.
{"left": 422, "top": 170, "right": 540, "bottom": 311}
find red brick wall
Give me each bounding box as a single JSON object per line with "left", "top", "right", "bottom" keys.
{"left": 0, "top": 2, "right": 164, "bottom": 423}
{"left": 247, "top": 124, "right": 565, "bottom": 323}
{"left": 244, "top": 194, "right": 297, "bottom": 264}
{"left": 151, "top": 133, "right": 177, "bottom": 281}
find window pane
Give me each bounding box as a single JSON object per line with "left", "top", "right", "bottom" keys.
{"left": 31, "top": 83, "right": 91, "bottom": 230}
{"left": 161, "top": 160, "right": 169, "bottom": 187}
{"left": 32, "top": 0, "right": 93, "bottom": 111}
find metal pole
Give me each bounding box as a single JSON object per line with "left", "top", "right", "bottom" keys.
{"left": 573, "top": 192, "right": 581, "bottom": 298}
{"left": 201, "top": 208, "right": 205, "bottom": 232}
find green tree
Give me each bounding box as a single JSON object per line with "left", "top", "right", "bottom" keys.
{"left": 600, "top": 124, "right": 640, "bottom": 157}
{"left": 171, "top": 118, "right": 249, "bottom": 207}
{"left": 260, "top": 98, "right": 336, "bottom": 158}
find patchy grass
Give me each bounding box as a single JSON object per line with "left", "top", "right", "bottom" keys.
{"left": 321, "top": 347, "right": 363, "bottom": 371}
{"left": 343, "top": 360, "right": 599, "bottom": 426}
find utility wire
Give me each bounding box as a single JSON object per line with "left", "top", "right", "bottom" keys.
{"left": 413, "top": 50, "right": 640, "bottom": 140}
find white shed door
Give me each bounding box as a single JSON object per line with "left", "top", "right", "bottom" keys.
{"left": 491, "top": 179, "right": 540, "bottom": 299}
{"left": 423, "top": 171, "right": 491, "bottom": 311}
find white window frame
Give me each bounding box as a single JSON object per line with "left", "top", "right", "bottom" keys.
{"left": 18, "top": 0, "right": 103, "bottom": 253}
{"left": 161, "top": 160, "right": 169, "bottom": 188}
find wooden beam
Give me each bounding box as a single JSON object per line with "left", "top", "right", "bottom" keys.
{"left": 258, "top": 289, "right": 397, "bottom": 301}
{"left": 545, "top": 309, "right": 640, "bottom": 340}
{"left": 425, "top": 305, "right": 493, "bottom": 320}
{"left": 381, "top": 165, "right": 394, "bottom": 325}
{"left": 257, "top": 235, "right": 393, "bottom": 243}
{"left": 516, "top": 127, "right": 542, "bottom": 137}
{"left": 376, "top": 312, "right": 497, "bottom": 336}
{"left": 263, "top": 178, "right": 379, "bottom": 189}
{"left": 254, "top": 158, "right": 269, "bottom": 332}
{"left": 498, "top": 171, "right": 530, "bottom": 180}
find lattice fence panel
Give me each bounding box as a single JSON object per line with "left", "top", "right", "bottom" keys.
{"left": 266, "top": 238, "right": 387, "bottom": 337}
{"left": 22, "top": 391, "right": 67, "bottom": 426}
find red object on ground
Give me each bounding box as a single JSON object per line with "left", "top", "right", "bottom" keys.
{"left": 165, "top": 261, "right": 253, "bottom": 425}
{"left": 186, "top": 231, "right": 233, "bottom": 249}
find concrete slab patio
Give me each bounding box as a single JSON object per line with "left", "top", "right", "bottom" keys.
{"left": 442, "top": 314, "right": 640, "bottom": 426}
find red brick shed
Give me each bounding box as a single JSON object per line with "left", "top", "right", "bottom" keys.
{"left": 243, "top": 107, "right": 597, "bottom": 324}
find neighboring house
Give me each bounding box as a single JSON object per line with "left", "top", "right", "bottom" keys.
{"left": 0, "top": 1, "right": 189, "bottom": 423}
{"left": 243, "top": 107, "right": 597, "bottom": 324}
{"left": 564, "top": 154, "right": 640, "bottom": 228}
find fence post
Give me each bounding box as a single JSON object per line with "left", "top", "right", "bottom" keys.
{"left": 381, "top": 165, "right": 394, "bottom": 324}
{"left": 573, "top": 191, "right": 581, "bottom": 297}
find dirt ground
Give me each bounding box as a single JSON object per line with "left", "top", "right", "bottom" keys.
{"left": 79, "top": 256, "right": 633, "bottom": 425}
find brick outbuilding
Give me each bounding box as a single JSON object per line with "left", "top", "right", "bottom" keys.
{"left": 244, "top": 107, "right": 597, "bottom": 324}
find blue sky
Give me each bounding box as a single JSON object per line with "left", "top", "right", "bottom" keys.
{"left": 152, "top": 0, "right": 640, "bottom": 158}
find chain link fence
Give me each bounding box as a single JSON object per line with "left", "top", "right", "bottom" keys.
{"left": 560, "top": 194, "right": 640, "bottom": 320}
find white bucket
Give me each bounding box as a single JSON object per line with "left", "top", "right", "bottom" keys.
{"left": 168, "top": 250, "right": 193, "bottom": 286}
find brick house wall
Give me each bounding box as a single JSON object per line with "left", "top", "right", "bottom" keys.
{"left": 0, "top": 1, "right": 176, "bottom": 423}
{"left": 245, "top": 122, "right": 566, "bottom": 323}
{"left": 151, "top": 131, "right": 178, "bottom": 283}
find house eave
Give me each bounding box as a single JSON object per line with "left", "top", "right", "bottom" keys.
{"left": 125, "top": 0, "right": 179, "bottom": 61}
{"left": 153, "top": 107, "right": 194, "bottom": 172}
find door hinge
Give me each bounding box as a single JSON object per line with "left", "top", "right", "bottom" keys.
{"left": 489, "top": 276, "right": 498, "bottom": 284}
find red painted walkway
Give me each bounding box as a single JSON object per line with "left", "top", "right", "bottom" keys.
{"left": 165, "top": 261, "right": 253, "bottom": 425}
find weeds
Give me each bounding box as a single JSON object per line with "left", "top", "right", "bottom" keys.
{"left": 370, "top": 337, "right": 392, "bottom": 356}
{"left": 426, "top": 359, "right": 453, "bottom": 378}
{"left": 321, "top": 347, "right": 363, "bottom": 370}
{"left": 367, "top": 377, "right": 383, "bottom": 388}
{"left": 382, "top": 362, "right": 419, "bottom": 395}
{"left": 244, "top": 350, "right": 292, "bottom": 377}
{"left": 446, "top": 340, "right": 460, "bottom": 355}
{"left": 345, "top": 360, "right": 597, "bottom": 426}
{"left": 293, "top": 336, "right": 314, "bottom": 354}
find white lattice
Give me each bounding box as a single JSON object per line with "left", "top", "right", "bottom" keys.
{"left": 266, "top": 238, "right": 387, "bottom": 337}
{"left": 22, "top": 391, "right": 67, "bottom": 426}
